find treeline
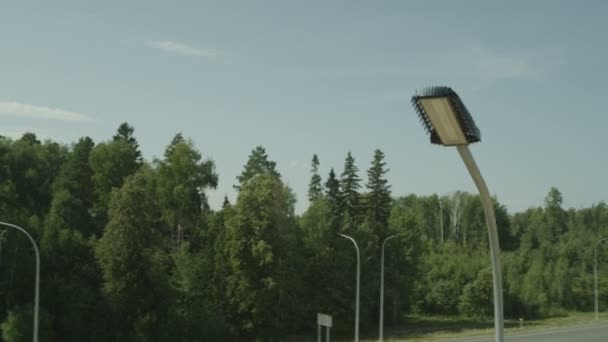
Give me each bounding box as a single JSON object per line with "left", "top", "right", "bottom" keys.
{"left": 0, "top": 124, "right": 607, "bottom": 341}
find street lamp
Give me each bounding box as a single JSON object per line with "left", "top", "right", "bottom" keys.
{"left": 411, "top": 86, "right": 504, "bottom": 342}
{"left": 338, "top": 233, "right": 360, "bottom": 342}
{"left": 379, "top": 234, "right": 402, "bottom": 342}
{"left": 0, "top": 221, "right": 40, "bottom": 342}
{"left": 595, "top": 237, "right": 608, "bottom": 320}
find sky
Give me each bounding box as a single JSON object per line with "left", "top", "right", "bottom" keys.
{"left": 1, "top": 0, "right": 607, "bottom": 214}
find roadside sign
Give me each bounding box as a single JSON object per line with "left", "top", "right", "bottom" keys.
{"left": 317, "top": 313, "right": 332, "bottom": 327}
{"left": 317, "top": 313, "right": 332, "bottom": 342}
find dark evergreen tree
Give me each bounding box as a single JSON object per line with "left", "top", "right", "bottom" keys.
{"left": 340, "top": 151, "right": 362, "bottom": 226}
{"left": 308, "top": 154, "right": 322, "bottom": 202}
{"left": 325, "top": 168, "right": 342, "bottom": 231}
{"left": 112, "top": 122, "right": 143, "bottom": 164}
{"left": 365, "top": 149, "right": 392, "bottom": 246}
{"left": 234, "top": 146, "right": 280, "bottom": 190}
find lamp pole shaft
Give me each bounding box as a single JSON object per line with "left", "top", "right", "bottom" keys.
{"left": 456, "top": 146, "right": 504, "bottom": 342}
{"left": 595, "top": 238, "right": 607, "bottom": 320}
{"left": 0, "top": 229, "right": 8, "bottom": 265}
{"left": 379, "top": 234, "right": 400, "bottom": 342}
{"left": 0, "top": 222, "right": 40, "bottom": 342}
{"left": 338, "top": 233, "right": 360, "bottom": 342}
{"left": 596, "top": 245, "right": 599, "bottom": 320}
{"left": 380, "top": 239, "right": 386, "bottom": 342}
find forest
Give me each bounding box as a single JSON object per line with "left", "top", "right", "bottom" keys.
{"left": 0, "top": 123, "right": 607, "bottom": 341}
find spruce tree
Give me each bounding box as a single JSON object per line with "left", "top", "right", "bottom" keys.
{"left": 308, "top": 154, "right": 322, "bottom": 202}
{"left": 112, "top": 122, "right": 143, "bottom": 164}
{"left": 235, "top": 146, "right": 280, "bottom": 190}
{"left": 366, "top": 149, "right": 392, "bottom": 244}
{"left": 325, "top": 168, "right": 341, "bottom": 224}
{"left": 340, "top": 151, "right": 362, "bottom": 224}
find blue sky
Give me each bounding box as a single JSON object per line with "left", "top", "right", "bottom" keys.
{"left": 1, "top": 1, "right": 607, "bottom": 214}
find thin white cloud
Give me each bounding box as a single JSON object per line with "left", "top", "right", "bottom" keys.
{"left": 0, "top": 101, "right": 96, "bottom": 123}
{"left": 285, "top": 42, "right": 543, "bottom": 87}
{"left": 445, "top": 42, "right": 538, "bottom": 81}
{"left": 147, "top": 40, "right": 218, "bottom": 57}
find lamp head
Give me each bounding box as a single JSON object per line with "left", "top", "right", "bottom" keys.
{"left": 411, "top": 86, "right": 481, "bottom": 146}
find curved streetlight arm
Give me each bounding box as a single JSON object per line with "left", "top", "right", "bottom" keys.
{"left": 381, "top": 234, "right": 402, "bottom": 251}
{"left": 0, "top": 221, "right": 40, "bottom": 342}
{"left": 595, "top": 237, "right": 608, "bottom": 320}
{"left": 338, "top": 233, "right": 360, "bottom": 342}
{"left": 456, "top": 145, "right": 504, "bottom": 342}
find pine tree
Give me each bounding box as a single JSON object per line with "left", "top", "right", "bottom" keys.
{"left": 113, "top": 122, "right": 143, "bottom": 164}
{"left": 325, "top": 168, "right": 341, "bottom": 225}
{"left": 235, "top": 146, "right": 280, "bottom": 190}
{"left": 366, "top": 149, "right": 392, "bottom": 244}
{"left": 340, "top": 151, "right": 362, "bottom": 224}
{"left": 308, "top": 154, "right": 322, "bottom": 202}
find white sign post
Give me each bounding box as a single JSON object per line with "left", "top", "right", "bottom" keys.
{"left": 317, "top": 313, "right": 332, "bottom": 342}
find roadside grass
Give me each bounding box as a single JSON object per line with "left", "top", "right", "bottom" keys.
{"left": 286, "top": 312, "right": 608, "bottom": 341}
{"left": 381, "top": 312, "right": 608, "bottom": 341}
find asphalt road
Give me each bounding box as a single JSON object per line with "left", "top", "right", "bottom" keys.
{"left": 449, "top": 324, "right": 608, "bottom": 342}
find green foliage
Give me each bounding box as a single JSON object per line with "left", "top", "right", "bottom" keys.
{"left": 225, "top": 173, "right": 299, "bottom": 337}
{"left": 234, "top": 146, "right": 280, "bottom": 190}
{"left": 46, "top": 137, "right": 96, "bottom": 236}
{"left": 1, "top": 305, "right": 54, "bottom": 342}
{"left": 40, "top": 225, "right": 104, "bottom": 341}
{"left": 89, "top": 139, "right": 141, "bottom": 231}
{"left": 113, "top": 122, "right": 143, "bottom": 164}
{"left": 458, "top": 268, "right": 494, "bottom": 318}
{"left": 340, "top": 151, "right": 362, "bottom": 227}
{"left": 3, "top": 127, "right": 608, "bottom": 341}
{"left": 308, "top": 154, "right": 322, "bottom": 202}
{"left": 365, "top": 149, "right": 392, "bottom": 247}
{"left": 171, "top": 244, "right": 232, "bottom": 341}
{"left": 415, "top": 242, "right": 487, "bottom": 314}
{"left": 0, "top": 133, "right": 67, "bottom": 221}
{"left": 325, "top": 168, "right": 342, "bottom": 231}
{"left": 95, "top": 168, "right": 173, "bottom": 341}
{"left": 155, "top": 134, "right": 218, "bottom": 249}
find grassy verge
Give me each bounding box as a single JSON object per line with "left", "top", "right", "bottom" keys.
{"left": 286, "top": 312, "right": 608, "bottom": 341}
{"left": 381, "top": 312, "right": 608, "bottom": 341}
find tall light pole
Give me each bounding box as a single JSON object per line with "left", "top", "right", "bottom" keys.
{"left": 338, "top": 233, "right": 360, "bottom": 342}
{"left": 0, "top": 221, "right": 40, "bottom": 342}
{"left": 411, "top": 86, "right": 504, "bottom": 342}
{"left": 379, "top": 234, "right": 401, "bottom": 342}
{"left": 595, "top": 237, "right": 608, "bottom": 320}
{"left": 0, "top": 229, "right": 8, "bottom": 264}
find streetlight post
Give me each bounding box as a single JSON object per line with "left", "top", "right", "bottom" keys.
{"left": 0, "top": 229, "right": 8, "bottom": 264}
{"left": 595, "top": 237, "right": 607, "bottom": 320}
{"left": 411, "top": 86, "right": 504, "bottom": 342}
{"left": 0, "top": 221, "right": 40, "bottom": 342}
{"left": 379, "top": 234, "right": 401, "bottom": 342}
{"left": 338, "top": 233, "right": 360, "bottom": 342}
